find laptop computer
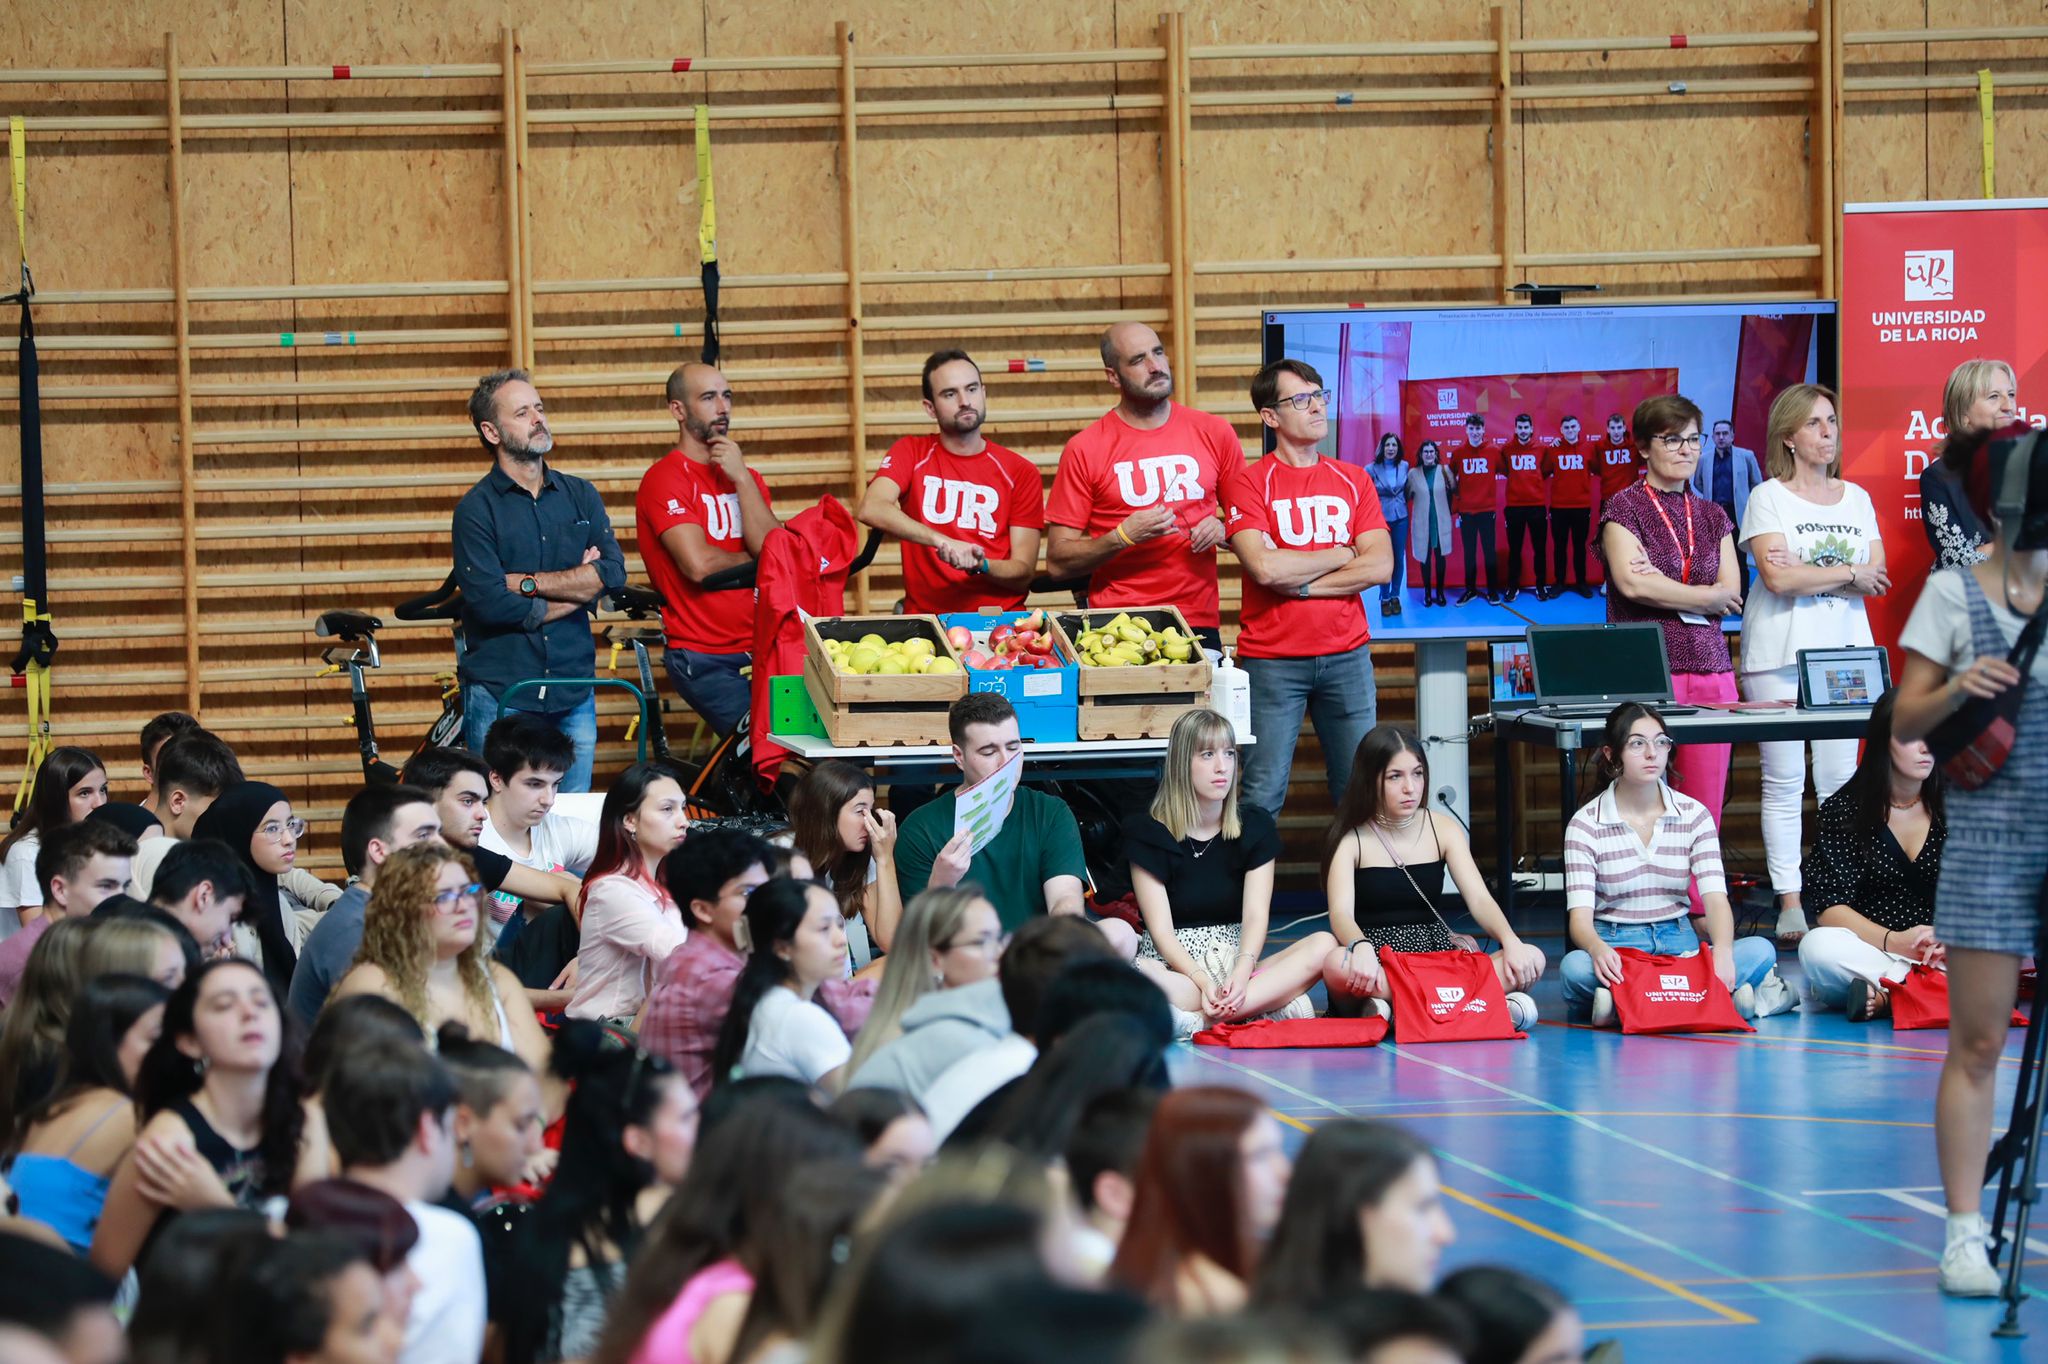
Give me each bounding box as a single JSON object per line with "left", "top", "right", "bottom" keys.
{"left": 1525, "top": 622, "right": 1695, "bottom": 717}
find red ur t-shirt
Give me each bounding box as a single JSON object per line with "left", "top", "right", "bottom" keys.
{"left": 1448, "top": 439, "right": 1501, "bottom": 516}
{"left": 871, "top": 435, "right": 1046, "bottom": 615}
{"left": 1045, "top": 403, "right": 1239, "bottom": 627}
{"left": 1597, "top": 437, "right": 1641, "bottom": 501}
{"left": 1222, "top": 455, "right": 1386, "bottom": 658}
{"left": 1542, "top": 437, "right": 1596, "bottom": 509}
{"left": 635, "top": 450, "right": 773, "bottom": 653}
{"left": 1503, "top": 437, "right": 1547, "bottom": 507}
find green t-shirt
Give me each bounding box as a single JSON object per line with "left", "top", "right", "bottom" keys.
{"left": 895, "top": 785, "right": 1087, "bottom": 932}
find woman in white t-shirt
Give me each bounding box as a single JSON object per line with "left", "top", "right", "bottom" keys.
{"left": 1737, "top": 384, "right": 1890, "bottom": 942}
{"left": 0, "top": 747, "right": 110, "bottom": 940}
{"left": 711, "top": 878, "right": 851, "bottom": 1092}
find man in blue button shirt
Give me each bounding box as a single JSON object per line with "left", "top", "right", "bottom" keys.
{"left": 454, "top": 369, "right": 627, "bottom": 791}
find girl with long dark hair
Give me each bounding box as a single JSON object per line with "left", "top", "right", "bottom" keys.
{"left": 788, "top": 759, "right": 900, "bottom": 969}
{"left": 496, "top": 1021, "right": 698, "bottom": 1364}
{"left": 1557, "top": 702, "right": 1791, "bottom": 1025}
{"left": 1796, "top": 689, "right": 1947, "bottom": 1020}
{"left": 6, "top": 973, "right": 169, "bottom": 1253}
{"left": 1108, "top": 1085, "right": 1290, "bottom": 1314}
{"left": 0, "top": 917, "right": 95, "bottom": 1134}
{"left": 568, "top": 762, "right": 691, "bottom": 1024}
{"left": 1322, "top": 725, "right": 1545, "bottom": 1027}
{"left": 90, "top": 957, "right": 307, "bottom": 1278}
{"left": 711, "top": 879, "right": 850, "bottom": 1090}
{"left": 1254, "top": 1119, "right": 1453, "bottom": 1306}
{"left": 0, "top": 746, "right": 108, "bottom": 936}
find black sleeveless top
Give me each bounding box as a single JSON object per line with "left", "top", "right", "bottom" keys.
{"left": 1349, "top": 818, "right": 1449, "bottom": 932}
{"left": 171, "top": 1097, "right": 266, "bottom": 1207}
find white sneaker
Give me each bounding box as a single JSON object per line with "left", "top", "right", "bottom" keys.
{"left": 1506, "top": 992, "right": 1538, "bottom": 1030}
{"left": 1752, "top": 969, "right": 1799, "bottom": 1018}
{"left": 1938, "top": 1231, "right": 2002, "bottom": 1297}
{"left": 1366, "top": 996, "right": 1392, "bottom": 1021}
{"left": 1589, "top": 987, "right": 1615, "bottom": 1028}
{"left": 1265, "top": 993, "right": 1317, "bottom": 1022}
{"left": 1731, "top": 983, "right": 1757, "bottom": 1020}
{"left": 1170, "top": 1008, "right": 1206, "bottom": 1042}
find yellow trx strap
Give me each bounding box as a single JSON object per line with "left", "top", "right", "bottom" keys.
{"left": 695, "top": 104, "right": 716, "bottom": 266}
{"left": 1979, "top": 70, "right": 1996, "bottom": 199}
{"left": 7, "top": 117, "right": 24, "bottom": 268}
{"left": 14, "top": 601, "right": 50, "bottom": 815}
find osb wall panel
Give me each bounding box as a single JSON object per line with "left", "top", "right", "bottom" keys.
{"left": 3, "top": 1, "right": 2041, "bottom": 887}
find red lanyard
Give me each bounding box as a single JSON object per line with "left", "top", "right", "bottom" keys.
{"left": 1645, "top": 490, "right": 1696, "bottom": 582}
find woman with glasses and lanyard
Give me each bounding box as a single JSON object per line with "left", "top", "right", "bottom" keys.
{"left": 1369, "top": 432, "right": 1412, "bottom": 617}
{"left": 1598, "top": 395, "right": 1747, "bottom": 916}
{"left": 330, "top": 842, "right": 551, "bottom": 1079}
{"left": 194, "top": 781, "right": 324, "bottom": 999}
{"left": 1123, "top": 708, "right": 1333, "bottom": 1031}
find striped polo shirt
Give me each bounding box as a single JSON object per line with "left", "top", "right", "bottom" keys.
{"left": 1564, "top": 781, "right": 1726, "bottom": 923}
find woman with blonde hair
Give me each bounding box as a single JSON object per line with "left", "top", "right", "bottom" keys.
{"left": 329, "top": 842, "right": 550, "bottom": 1079}
{"left": 1922, "top": 357, "right": 2019, "bottom": 568}
{"left": 844, "top": 885, "right": 1005, "bottom": 1080}
{"left": 1122, "top": 709, "right": 1332, "bottom": 1029}
{"left": 77, "top": 916, "right": 187, "bottom": 991}
{"left": 1736, "top": 382, "right": 1889, "bottom": 943}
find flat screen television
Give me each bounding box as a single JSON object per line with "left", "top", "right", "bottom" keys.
{"left": 1259, "top": 301, "right": 1839, "bottom": 641}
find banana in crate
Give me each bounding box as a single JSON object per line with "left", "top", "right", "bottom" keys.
{"left": 1070, "top": 611, "right": 1199, "bottom": 668}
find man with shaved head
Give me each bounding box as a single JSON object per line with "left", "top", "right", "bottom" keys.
{"left": 456, "top": 368, "right": 627, "bottom": 791}
{"left": 1044, "top": 323, "right": 1240, "bottom": 644}
{"left": 636, "top": 361, "right": 783, "bottom": 735}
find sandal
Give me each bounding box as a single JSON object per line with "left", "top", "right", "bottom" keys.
{"left": 1844, "top": 978, "right": 1891, "bottom": 1023}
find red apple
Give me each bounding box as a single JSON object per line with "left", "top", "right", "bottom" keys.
{"left": 1018, "top": 608, "right": 1048, "bottom": 633}
{"left": 1011, "top": 628, "right": 1037, "bottom": 652}
{"left": 945, "top": 625, "right": 973, "bottom": 652}
{"left": 963, "top": 649, "right": 993, "bottom": 669}
{"left": 1024, "top": 632, "right": 1054, "bottom": 656}
{"left": 988, "top": 624, "right": 1016, "bottom": 649}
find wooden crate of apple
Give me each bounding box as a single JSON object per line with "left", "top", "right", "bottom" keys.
{"left": 1053, "top": 607, "right": 1212, "bottom": 697}
{"left": 802, "top": 614, "right": 967, "bottom": 707}
{"left": 944, "top": 608, "right": 1066, "bottom": 672}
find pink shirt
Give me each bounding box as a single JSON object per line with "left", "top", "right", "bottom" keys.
{"left": 565, "top": 873, "right": 686, "bottom": 1022}
{"left": 629, "top": 1258, "right": 754, "bottom": 1364}
{"left": 0, "top": 915, "right": 51, "bottom": 1008}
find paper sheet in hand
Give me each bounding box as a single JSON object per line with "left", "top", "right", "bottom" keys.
{"left": 953, "top": 750, "right": 1023, "bottom": 857}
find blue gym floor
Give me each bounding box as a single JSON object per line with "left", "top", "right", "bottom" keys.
{"left": 1167, "top": 943, "right": 2043, "bottom": 1364}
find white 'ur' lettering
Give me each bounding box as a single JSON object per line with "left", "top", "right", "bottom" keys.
{"left": 1112, "top": 454, "right": 1203, "bottom": 507}
{"left": 703, "top": 492, "right": 741, "bottom": 541}
{"left": 920, "top": 479, "right": 1000, "bottom": 534}
{"left": 1273, "top": 496, "right": 1352, "bottom": 547}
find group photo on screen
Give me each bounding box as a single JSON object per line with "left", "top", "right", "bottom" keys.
{"left": 1266, "top": 302, "right": 1834, "bottom": 639}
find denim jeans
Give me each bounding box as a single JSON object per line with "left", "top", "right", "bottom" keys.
{"left": 1559, "top": 915, "right": 1777, "bottom": 1016}
{"left": 1240, "top": 644, "right": 1377, "bottom": 819}
{"left": 1380, "top": 517, "right": 1409, "bottom": 601}
{"left": 663, "top": 648, "right": 752, "bottom": 736}
{"left": 462, "top": 685, "right": 597, "bottom": 793}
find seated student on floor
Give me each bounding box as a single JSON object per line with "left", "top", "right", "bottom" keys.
{"left": 710, "top": 878, "right": 852, "bottom": 1092}
{"left": 144, "top": 839, "right": 246, "bottom": 960}
{"left": 1123, "top": 709, "right": 1333, "bottom": 1031}
{"left": 789, "top": 760, "right": 902, "bottom": 973}
{"left": 130, "top": 729, "right": 243, "bottom": 897}
{"left": 0, "top": 746, "right": 109, "bottom": 941}
{"left": 136, "top": 711, "right": 202, "bottom": 815}
{"left": 842, "top": 886, "right": 1005, "bottom": 1087}
{"left": 1559, "top": 702, "right": 1796, "bottom": 1025}
{"left": 476, "top": 718, "right": 599, "bottom": 948}
{"left": 1796, "top": 688, "right": 1946, "bottom": 1021}
{"left": 566, "top": 762, "right": 691, "bottom": 1027}
{"left": 1321, "top": 725, "right": 1545, "bottom": 1029}
{"left": 400, "top": 747, "right": 583, "bottom": 1012}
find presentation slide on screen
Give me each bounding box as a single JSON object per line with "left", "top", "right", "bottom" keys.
{"left": 1265, "top": 303, "right": 1832, "bottom": 641}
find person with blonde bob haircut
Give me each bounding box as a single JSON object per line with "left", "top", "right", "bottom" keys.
{"left": 1123, "top": 709, "right": 1333, "bottom": 1030}
{"left": 329, "top": 842, "right": 550, "bottom": 1083}
{"left": 1736, "top": 381, "right": 1889, "bottom": 943}
{"left": 1923, "top": 357, "right": 2020, "bottom": 568}
{"left": 845, "top": 885, "right": 1006, "bottom": 1081}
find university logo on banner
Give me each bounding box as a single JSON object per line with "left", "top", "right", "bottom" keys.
{"left": 1841, "top": 200, "right": 2048, "bottom": 650}
{"left": 1904, "top": 249, "right": 1954, "bottom": 301}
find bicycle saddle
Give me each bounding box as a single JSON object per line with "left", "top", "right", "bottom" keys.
{"left": 395, "top": 570, "right": 464, "bottom": 622}
{"left": 315, "top": 609, "right": 383, "bottom": 641}
{"left": 607, "top": 584, "right": 667, "bottom": 617}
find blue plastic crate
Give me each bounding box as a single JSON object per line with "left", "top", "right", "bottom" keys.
{"left": 940, "top": 611, "right": 1080, "bottom": 742}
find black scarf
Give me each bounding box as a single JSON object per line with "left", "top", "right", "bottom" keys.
{"left": 193, "top": 782, "right": 299, "bottom": 998}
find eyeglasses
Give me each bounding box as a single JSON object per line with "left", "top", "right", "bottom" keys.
{"left": 942, "top": 930, "right": 1008, "bottom": 956}
{"left": 1269, "top": 388, "right": 1332, "bottom": 412}
{"left": 1653, "top": 433, "right": 1704, "bottom": 452}
{"left": 433, "top": 882, "right": 485, "bottom": 910}
{"left": 1623, "top": 735, "right": 1676, "bottom": 754}
{"left": 257, "top": 817, "right": 308, "bottom": 842}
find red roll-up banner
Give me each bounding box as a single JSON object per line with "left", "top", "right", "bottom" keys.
{"left": 1841, "top": 200, "right": 2048, "bottom": 651}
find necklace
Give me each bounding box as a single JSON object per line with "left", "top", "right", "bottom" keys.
{"left": 1373, "top": 809, "right": 1422, "bottom": 834}
{"left": 1888, "top": 794, "right": 1923, "bottom": 811}
{"left": 1186, "top": 832, "right": 1221, "bottom": 859}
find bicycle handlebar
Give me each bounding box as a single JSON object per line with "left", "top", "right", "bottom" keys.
{"left": 700, "top": 527, "right": 886, "bottom": 592}
{"left": 394, "top": 570, "right": 464, "bottom": 622}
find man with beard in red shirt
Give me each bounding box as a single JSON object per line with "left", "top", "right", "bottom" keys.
{"left": 1501, "top": 412, "right": 1551, "bottom": 602}
{"left": 1449, "top": 413, "right": 1501, "bottom": 606}
{"left": 1046, "top": 323, "right": 1239, "bottom": 650}
{"left": 859, "top": 349, "right": 1045, "bottom": 615}
{"left": 1542, "top": 414, "right": 1597, "bottom": 597}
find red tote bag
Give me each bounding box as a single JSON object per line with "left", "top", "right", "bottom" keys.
{"left": 1609, "top": 946, "right": 1754, "bottom": 1035}
{"left": 1885, "top": 965, "right": 2029, "bottom": 1031}
{"left": 1380, "top": 950, "right": 1524, "bottom": 1043}
{"left": 1192, "top": 1018, "right": 1389, "bottom": 1049}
